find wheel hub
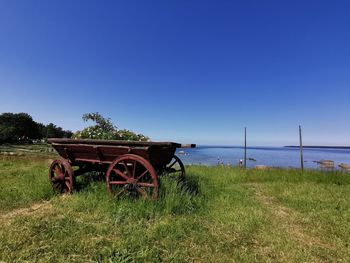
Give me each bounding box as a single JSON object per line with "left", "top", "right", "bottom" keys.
{"left": 127, "top": 178, "right": 136, "bottom": 184}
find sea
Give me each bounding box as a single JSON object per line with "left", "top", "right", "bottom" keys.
{"left": 176, "top": 146, "right": 350, "bottom": 169}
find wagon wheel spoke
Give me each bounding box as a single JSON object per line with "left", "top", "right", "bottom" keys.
{"left": 136, "top": 169, "right": 148, "bottom": 182}
{"left": 64, "top": 167, "right": 70, "bottom": 177}
{"left": 136, "top": 187, "right": 148, "bottom": 199}
{"left": 137, "top": 182, "right": 155, "bottom": 187}
{"left": 64, "top": 180, "right": 72, "bottom": 192}
{"left": 56, "top": 179, "right": 64, "bottom": 193}
{"left": 64, "top": 180, "right": 72, "bottom": 191}
{"left": 64, "top": 176, "right": 72, "bottom": 188}
{"left": 63, "top": 170, "right": 72, "bottom": 192}
{"left": 133, "top": 160, "right": 137, "bottom": 178}
{"left": 121, "top": 161, "right": 132, "bottom": 178}
{"left": 53, "top": 167, "right": 59, "bottom": 175}
{"left": 51, "top": 176, "right": 59, "bottom": 183}
{"left": 109, "top": 181, "right": 128, "bottom": 185}
{"left": 53, "top": 166, "right": 63, "bottom": 177}
{"left": 167, "top": 168, "right": 176, "bottom": 173}
{"left": 112, "top": 169, "right": 129, "bottom": 181}
{"left": 115, "top": 187, "right": 128, "bottom": 197}
{"left": 106, "top": 155, "right": 158, "bottom": 200}
{"left": 53, "top": 165, "right": 66, "bottom": 182}
{"left": 164, "top": 155, "right": 185, "bottom": 180}
{"left": 49, "top": 160, "right": 74, "bottom": 194}
{"left": 168, "top": 160, "right": 177, "bottom": 169}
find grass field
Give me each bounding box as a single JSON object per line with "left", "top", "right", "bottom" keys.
{"left": 0, "top": 143, "right": 54, "bottom": 153}
{"left": 0, "top": 152, "right": 350, "bottom": 262}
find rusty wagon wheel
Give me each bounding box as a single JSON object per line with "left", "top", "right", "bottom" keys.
{"left": 106, "top": 154, "right": 159, "bottom": 199}
{"left": 164, "top": 155, "right": 185, "bottom": 180}
{"left": 49, "top": 160, "right": 74, "bottom": 194}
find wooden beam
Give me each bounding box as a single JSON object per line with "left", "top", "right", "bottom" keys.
{"left": 93, "top": 146, "right": 104, "bottom": 161}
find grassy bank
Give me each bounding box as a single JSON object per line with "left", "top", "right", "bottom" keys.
{"left": 0, "top": 153, "right": 349, "bottom": 262}
{"left": 0, "top": 143, "right": 53, "bottom": 154}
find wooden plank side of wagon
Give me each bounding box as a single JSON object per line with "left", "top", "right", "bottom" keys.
{"left": 51, "top": 143, "right": 150, "bottom": 164}
{"left": 148, "top": 145, "right": 177, "bottom": 168}
{"left": 48, "top": 138, "right": 182, "bottom": 148}
{"left": 96, "top": 145, "right": 150, "bottom": 162}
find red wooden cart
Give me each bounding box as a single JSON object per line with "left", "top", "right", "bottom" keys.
{"left": 48, "top": 138, "right": 195, "bottom": 199}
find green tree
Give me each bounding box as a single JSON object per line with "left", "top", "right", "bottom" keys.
{"left": 43, "top": 123, "right": 73, "bottom": 139}
{"left": 0, "top": 113, "right": 73, "bottom": 144}
{"left": 36, "top": 123, "right": 47, "bottom": 138}
{"left": 0, "top": 113, "right": 40, "bottom": 143}
{"left": 82, "top": 113, "right": 115, "bottom": 132}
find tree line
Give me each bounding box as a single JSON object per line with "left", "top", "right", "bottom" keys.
{"left": 0, "top": 112, "right": 73, "bottom": 144}
{"left": 0, "top": 112, "right": 149, "bottom": 144}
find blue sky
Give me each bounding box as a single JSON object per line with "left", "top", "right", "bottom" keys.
{"left": 1, "top": 1, "right": 349, "bottom": 145}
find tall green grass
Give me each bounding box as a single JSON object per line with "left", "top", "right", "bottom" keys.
{"left": 0, "top": 155, "right": 54, "bottom": 212}
{"left": 1, "top": 155, "right": 350, "bottom": 262}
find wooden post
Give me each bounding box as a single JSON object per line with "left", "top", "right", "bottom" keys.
{"left": 299, "top": 125, "right": 304, "bottom": 171}
{"left": 244, "top": 127, "right": 247, "bottom": 168}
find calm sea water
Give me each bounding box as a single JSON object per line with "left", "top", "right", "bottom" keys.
{"left": 176, "top": 146, "right": 350, "bottom": 169}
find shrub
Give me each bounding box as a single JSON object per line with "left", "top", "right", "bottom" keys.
{"left": 73, "top": 112, "right": 149, "bottom": 141}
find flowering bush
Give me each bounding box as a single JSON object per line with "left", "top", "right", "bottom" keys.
{"left": 73, "top": 113, "right": 149, "bottom": 141}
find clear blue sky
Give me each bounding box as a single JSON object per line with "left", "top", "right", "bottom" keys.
{"left": 1, "top": 1, "right": 349, "bottom": 146}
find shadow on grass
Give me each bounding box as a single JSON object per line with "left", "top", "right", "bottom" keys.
{"left": 73, "top": 171, "right": 201, "bottom": 196}
{"left": 73, "top": 171, "right": 105, "bottom": 192}
{"left": 67, "top": 168, "right": 203, "bottom": 218}
{"left": 176, "top": 174, "right": 201, "bottom": 196}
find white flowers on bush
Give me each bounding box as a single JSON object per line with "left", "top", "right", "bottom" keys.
{"left": 72, "top": 113, "right": 149, "bottom": 141}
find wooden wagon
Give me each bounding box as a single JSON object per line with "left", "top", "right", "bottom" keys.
{"left": 48, "top": 138, "right": 195, "bottom": 199}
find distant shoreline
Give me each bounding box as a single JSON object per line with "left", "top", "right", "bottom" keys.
{"left": 285, "top": 146, "right": 350, "bottom": 149}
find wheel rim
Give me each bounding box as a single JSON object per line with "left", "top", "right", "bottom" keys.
{"left": 164, "top": 155, "right": 185, "bottom": 180}
{"left": 106, "top": 154, "right": 158, "bottom": 199}
{"left": 49, "top": 160, "right": 73, "bottom": 194}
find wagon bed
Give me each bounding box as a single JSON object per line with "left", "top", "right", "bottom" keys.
{"left": 48, "top": 138, "right": 195, "bottom": 199}
{"left": 48, "top": 138, "right": 184, "bottom": 167}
